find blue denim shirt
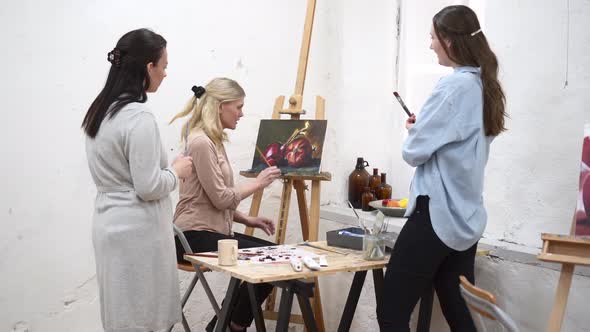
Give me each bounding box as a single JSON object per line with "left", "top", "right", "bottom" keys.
{"left": 402, "top": 66, "right": 493, "bottom": 251}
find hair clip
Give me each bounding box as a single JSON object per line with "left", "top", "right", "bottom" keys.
{"left": 107, "top": 48, "right": 122, "bottom": 67}
{"left": 191, "top": 85, "right": 206, "bottom": 98}
{"left": 470, "top": 28, "right": 482, "bottom": 37}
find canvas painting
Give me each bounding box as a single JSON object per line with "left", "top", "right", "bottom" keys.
{"left": 248, "top": 120, "right": 327, "bottom": 175}
{"left": 575, "top": 123, "right": 590, "bottom": 236}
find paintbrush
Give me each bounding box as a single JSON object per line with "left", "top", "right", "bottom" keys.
{"left": 255, "top": 145, "right": 272, "bottom": 167}
{"left": 347, "top": 200, "right": 370, "bottom": 234}
{"left": 393, "top": 91, "right": 413, "bottom": 117}
{"left": 298, "top": 241, "right": 348, "bottom": 255}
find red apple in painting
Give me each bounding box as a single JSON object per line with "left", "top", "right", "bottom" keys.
{"left": 582, "top": 137, "right": 590, "bottom": 166}
{"left": 284, "top": 137, "right": 312, "bottom": 167}
{"left": 262, "top": 142, "right": 283, "bottom": 166}
{"left": 583, "top": 171, "right": 590, "bottom": 219}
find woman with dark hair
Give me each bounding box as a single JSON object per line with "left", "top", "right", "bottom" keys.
{"left": 82, "top": 28, "right": 193, "bottom": 332}
{"left": 377, "top": 6, "right": 507, "bottom": 331}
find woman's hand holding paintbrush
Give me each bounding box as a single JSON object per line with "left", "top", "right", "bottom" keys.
{"left": 255, "top": 166, "right": 281, "bottom": 188}
{"left": 405, "top": 114, "right": 416, "bottom": 130}
{"left": 254, "top": 145, "right": 281, "bottom": 186}
{"left": 393, "top": 91, "right": 416, "bottom": 130}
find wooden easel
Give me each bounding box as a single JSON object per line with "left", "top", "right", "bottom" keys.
{"left": 537, "top": 216, "right": 590, "bottom": 331}
{"left": 239, "top": 0, "right": 330, "bottom": 330}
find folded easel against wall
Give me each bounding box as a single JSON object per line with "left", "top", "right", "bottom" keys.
{"left": 537, "top": 216, "right": 590, "bottom": 331}
{"left": 239, "top": 0, "right": 331, "bottom": 330}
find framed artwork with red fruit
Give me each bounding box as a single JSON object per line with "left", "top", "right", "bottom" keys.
{"left": 248, "top": 120, "right": 327, "bottom": 175}
{"left": 575, "top": 124, "right": 590, "bottom": 236}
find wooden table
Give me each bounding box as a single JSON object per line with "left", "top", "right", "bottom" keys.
{"left": 186, "top": 242, "right": 413, "bottom": 331}
{"left": 185, "top": 242, "right": 489, "bottom": 332}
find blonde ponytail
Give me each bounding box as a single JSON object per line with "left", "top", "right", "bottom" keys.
{"left": 170, "top": 77, "right": 245, "bottom": 147}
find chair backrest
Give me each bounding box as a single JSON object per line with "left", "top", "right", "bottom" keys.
{"left": 459, "top": 276, "right": 520, "bottom": 332}
{"left": 173, "top": 224, "right": 194, "bottom": 255}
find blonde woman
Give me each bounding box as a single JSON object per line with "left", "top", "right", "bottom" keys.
{"left": 170, "top": 77, "right": 281, "bottom": 332}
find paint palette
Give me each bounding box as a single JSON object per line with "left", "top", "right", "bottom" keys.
{"left": 238, "top": 245, "right": 318, "bottom": 265}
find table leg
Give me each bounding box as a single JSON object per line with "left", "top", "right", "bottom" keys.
{"left": 276, "top": 285, "right": 295, "bottom": 332}
{"left": 337, "top": 271, "right": 368, "bottom": 332}
{"left": 372, "top": 268, "right": 384, "bottom": 307}
{"left": 417, "top": 286, "right": 434, "bottom": 332}
{"left": 194, "top": 264, "right": 221, "bottom": 315}
{"left": 247, "top": 283, "right": 267, "bottom": 332}
{"left": 215, "top": 277, "right": 241, "bottom": 332}
{"left": 296, "top": 292, "right": 319, "bottom": 332}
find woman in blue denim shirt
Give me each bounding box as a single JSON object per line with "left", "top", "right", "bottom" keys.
{"left": 377, "top": 6, "right": 508, "bottom": 331}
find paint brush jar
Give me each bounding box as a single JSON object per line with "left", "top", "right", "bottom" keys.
{"left": 363, "top": 234, "right": 385, "bottom": 260}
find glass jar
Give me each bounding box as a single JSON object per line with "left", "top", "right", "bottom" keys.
{"left": 363, "top": 234, "right": 385, "bottom": 260}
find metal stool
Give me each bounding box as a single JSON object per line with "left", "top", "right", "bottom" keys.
{"left": 169, "top": 224, "right": 221, "bottom": 332}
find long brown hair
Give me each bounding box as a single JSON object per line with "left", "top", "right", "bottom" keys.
{"left": 433, "top": 5, "right": 507, "bottom": 136}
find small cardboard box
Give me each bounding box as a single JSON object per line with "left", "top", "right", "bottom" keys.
{"left": 326, "top": 227, "right": 364, "bottom": 250}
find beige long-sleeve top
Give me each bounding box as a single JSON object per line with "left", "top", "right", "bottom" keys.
{"left": 173, "top": 130, "right": 242, "bottom": 236}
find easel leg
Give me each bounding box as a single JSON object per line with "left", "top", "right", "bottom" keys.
{"left": 548, "top": 264, "right": 575, "bottom": 332}
{"left": 310, "top": 278, "right": 325, "bottom": 332}
{"left": 265, "top": 180, "right": 293, "bottom": 313}
{"left": 294, "top": 180, "right": 310, "bottom": 240}
{"left": 245, "top": 189, "right": 264, "bottom": 236}
{"left": 308, "top": 180, "right": 321, "bottom": 241}
{"left": 308, "top": 180, "right": 325, "bottom": 332}
{"left": 275, "top": 179, "right": 293, "bottom": 244}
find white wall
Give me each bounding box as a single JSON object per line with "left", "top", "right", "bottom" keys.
{"left": 1, "top": 0, "right": 589, "bottom": 331}
{"left": 0, "top": 0, "right": 397, "bottom": 330}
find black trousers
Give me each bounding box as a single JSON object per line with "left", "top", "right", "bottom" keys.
{"left": 376, "top": 196, "right": 477, "bottom": 332}
{"left": 175, "top": 230, "right": 275, "bottom": 327}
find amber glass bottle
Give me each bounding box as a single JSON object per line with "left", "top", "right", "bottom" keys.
{"left": 348, "top": 157, "right": 370, "bottom": 209}
{"left": 361, "top": 187, "right": 376, "bottom": 211}
{"left": 376, "top": 173, "right": 392, "bottom": 200}
{"left": 369, "top": 168, "right": 381, "bottom": 194}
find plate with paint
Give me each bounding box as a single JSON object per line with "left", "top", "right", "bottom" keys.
{"left": 369, "top": 199, "right": 408, "bottom": 218}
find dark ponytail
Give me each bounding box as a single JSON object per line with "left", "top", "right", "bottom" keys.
{"left": 433, "top": 5, "right": 507, "bottom": 136}
{"left": 82, "top": 28, "right": 167, "bottom": 138}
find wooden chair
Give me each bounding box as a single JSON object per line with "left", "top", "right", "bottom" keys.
{"left": 168, "top": 224, "right": 220, "bottom": 332}
{"left": 459, "top": 276, "right": 519, "bottom": 332}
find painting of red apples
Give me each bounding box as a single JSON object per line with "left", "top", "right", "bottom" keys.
{"left": 575, "top": 124, "right": 590, "bottom": 236}
{"left": 248, "top": 120, "right": 327, "bottom": 175}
